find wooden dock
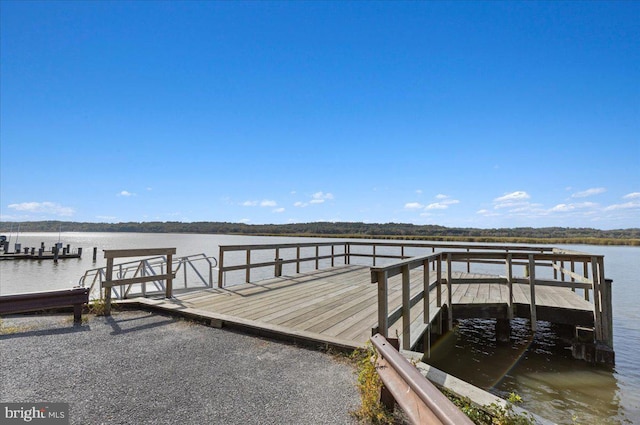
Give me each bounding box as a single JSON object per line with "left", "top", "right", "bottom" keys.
{"left": 125, "top": 264, "right": 595, "bottom": 352}
{"left": 95, "top": 241, "right": 613, "bottom": 364}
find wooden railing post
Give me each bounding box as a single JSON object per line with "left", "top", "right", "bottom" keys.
{"left": 104, "top": 257, "right": 113, "bottom": 316}
{"left": 166, "top": 253, "right": 173, "bottom": 298}
{"left": 603, "top": 277, "right": 614, "bottom": 348}
{"left": 583, "top": 261, "right": 590, "bottom": 301}
{"left": 274, "top": 248, "right": 281, "bottom": 277}
{"left": 315, "top": 246, "right": 319, "bottom": 269}
{"left": 528, "top": 254, "right": 537, "bottom": 332}
{"left": 506, "top": 253, "right": 514, "bottom": 319}
{"left": 218, "top": 247, "right": 225, "bottom": 288}
{"left": 401, "top": 264, "right": 411, "bottom": 350}
{"left": 377, "top": 270, "right": 389, "bottom": 337}
{"left": 373, "top": 245, "right": 377, "bottom": 267}
{"left": 331, "top": 245, "right": 335, "bottom": 267}
{"left": 246, "top": 249, "right": 251, "bottom": 283}
{"left": 423, "top": 259, "right": 430, "bottom": 325}
{"left": 466, "top": 248, "right": 470, "bottom": 273}
{"left": 296, "top": 246, "right": 301, "bottom": 273}
{"left": 436, "top": 254, "right": 442, "bottom": 307}
{"left": 446, "top": 253, "right": 453, "bottom": 330}
{"left": 591, "top": 257, "right": 603, "bottom": 341}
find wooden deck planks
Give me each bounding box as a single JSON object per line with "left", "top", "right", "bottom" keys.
{"left": 136, "top": 265, "right": 596, "bottom": 350}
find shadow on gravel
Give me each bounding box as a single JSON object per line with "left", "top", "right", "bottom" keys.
{"left": 103, "top": 313, "right": 179, "bottom": 335}
{"left": 0, "top": 323, "right": 90, "bottom": 340}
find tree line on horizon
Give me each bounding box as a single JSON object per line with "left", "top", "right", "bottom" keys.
{"left": 1, "top": 220, "right": 639, "bottom": 245}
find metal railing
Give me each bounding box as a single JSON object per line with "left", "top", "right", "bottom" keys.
{"left": 80, "top": 252, "right": 218, "bottom": 301}
{"left": 371, "top": 333, "right": 474, "bottom": 425}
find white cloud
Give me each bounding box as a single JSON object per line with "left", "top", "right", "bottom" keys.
{"left": 407, "top": 194, "right": 460, "bottom": 212}
{"left": 273, "top": 207, "right": 285, "bottom": 213}
{"left": 476, "top": 209, "right": 500, "bottom": 217}
{"left": 260, "top": 200, "right": 277, "bottom": 207}
{"left": 494, "top": 191, "right": 530, "bottom": 203}
{"left": 604, "top": 201, "right": 640, "bottom": 211}
{"left": 312, "top": 192, "right": 334, "bottom": 201}
{"left": 415, "top": 189, "right": 423, "bottom": 194}
{"left": 550, "top": 204, "right": 574, "bottom": 212}
{"left": 295, "top": 191, "right": 333, "bottom": 206}
{"left": 571, "top": 187, "right": 606, "bottom": 198}
{"left": 493, "top": 191, "right": 531, "bottom": 209}
{"left": 7, "top": 201, "right": 75, "bottom": 217}
{"left": 426, "top": 202, "right": 449, "bottom": 210}
{"left": 623, "top": 192, "right": 640, "bottom": 200}
{"left": 118, "top": 190, "right": 135, "bottom": 197}
{"left": 242, "top": 200, "right": 258, "bottom": 207}
{"left": 239, "top": 218, "right": 251, "bottom": 223}
{"left": 404, "top": 202, "right": 424, "bottom": 210}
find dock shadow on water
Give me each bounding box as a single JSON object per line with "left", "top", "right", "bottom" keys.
{"left": 426, "top": 318, "right": 626, "bottom": 425}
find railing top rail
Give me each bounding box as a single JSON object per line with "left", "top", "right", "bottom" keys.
{"left": 218, "top": 241, "right": 348, "bottom": 251}
{"left": 370, "top": 249, "right": 603, "bottom": 278}
{"left": 445, "top": 251, "right": 603, "bottom": 261}
{"left": 104, "top": 248, "right": 176, "bottom": 259}
{"left": 347, "top": 241, "right": 554, "bottom": 252}
{"left": 371, "top": 253, "right": 441, "bottom": 280}
{"left": 219, "top": 240, "right": 555, "bottom": 252}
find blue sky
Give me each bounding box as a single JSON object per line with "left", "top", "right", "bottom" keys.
{"left": 1, "top": 1, "right": 638, "bottom": 229}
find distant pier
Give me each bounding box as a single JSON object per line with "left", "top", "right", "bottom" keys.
{"left": 0, "top": 242, "right": 82, "bottom": 261}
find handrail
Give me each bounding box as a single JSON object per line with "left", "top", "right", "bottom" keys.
{"left": 80, "top": 252, "right": 217, "bottom": 303}
{"left": 369, "top": 247, "right": 611, "bottom": 351}
{"left": 216, "top": 241, "right": 554, "bottom": 288}
{"left": 370, "top": 334, "right": 474, "bottom": 425}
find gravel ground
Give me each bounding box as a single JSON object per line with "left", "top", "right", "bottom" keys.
{"left": 0, "top": 311, "right": 361, "bottom": 424}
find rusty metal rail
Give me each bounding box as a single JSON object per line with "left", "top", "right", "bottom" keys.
{"left": 371, "top": 333, "right": 473, "bottom": 425}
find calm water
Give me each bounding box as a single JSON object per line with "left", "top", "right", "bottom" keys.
{"left": 1, "top": 232, "right": 638, "bottom": 424}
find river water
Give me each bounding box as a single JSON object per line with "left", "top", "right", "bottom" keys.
{"left": 0, "top": 232, "right": 638, "bottom": 424}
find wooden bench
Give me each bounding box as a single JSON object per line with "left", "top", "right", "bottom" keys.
{"left": 0, "top": 287, "right": 90, "bottom": 324}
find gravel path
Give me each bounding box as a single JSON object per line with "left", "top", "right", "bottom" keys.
{"left": 0, "top": 311, "right": 361, "bottom": 424}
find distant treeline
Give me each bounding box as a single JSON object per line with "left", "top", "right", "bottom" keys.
{"left": 1, "top": 220, "right": 639, "bottom": 246}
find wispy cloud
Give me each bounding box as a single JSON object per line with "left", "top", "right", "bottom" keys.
{"left": 494, "top": 191, "right": 530, "bottom": 203}
{"left": 310, "top": 192, "right": 334, "bottom": 204}
{"left": 571, "top": 187, "right": 606, "bottom": 198}
{"left": 7, "top": 201, "right": 75, "bottom": 217}
{"left": 118, "top": 190, "right": 135, "bottom": 197}
{"left": 273, "top": 207, "right": 285, "bottom": 213}
{"left": 404, "top": 202, "right": 424, "bottom": 210}
{"left": 242, "top": 200, "right": 278, "bottom": 207}
{"left": 295, "top": 191, "right": 334, "bottom": 207}
{"left": 405, "top": 194, "right": 460, "bottom": 212}
{"left": 623, "top": 192, "right": 640, "bottom": 200}
{"left": 493, "top": 191, "right": 531, "bottom": 209}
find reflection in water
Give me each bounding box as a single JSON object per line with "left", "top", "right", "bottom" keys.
{"left": 427, "top": 319, "right": 623, "bottom": 425}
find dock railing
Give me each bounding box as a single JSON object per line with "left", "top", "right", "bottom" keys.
{"left": 80, "top": 251, "right": 218, "bottom": 303}
{"left": 216, "top": 241, "right": 552, "bottom": 287}
{"left": 370, "top": 247, "right": 611, "bottom": 351}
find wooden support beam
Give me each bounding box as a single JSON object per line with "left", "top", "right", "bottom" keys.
{"left": 528, "top": 255, "right": 537, "bottom": 332}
